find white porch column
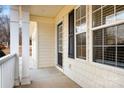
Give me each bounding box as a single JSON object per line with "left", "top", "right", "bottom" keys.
{"left": 21, "top": 6, "right": 31, "bottom": 85}
{"left": 10, "top": 6, "right": 19, "bottom": 55}
{"left": 10, "top": 6, "right": 20, "bottom": 86}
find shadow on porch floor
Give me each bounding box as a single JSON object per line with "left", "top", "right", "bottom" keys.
{"left": 19, "top": 67, "right": 80, "bottom": 88}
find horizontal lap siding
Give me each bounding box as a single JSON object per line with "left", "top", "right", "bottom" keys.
{"left": 38, "top": 22, "right": 55, "bottom": 68}
{"left": 56, "top": 6, "right": 124, "bottom": 88}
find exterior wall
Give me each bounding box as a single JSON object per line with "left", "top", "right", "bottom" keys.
{"left": 55, "top": 5, "right": 124, "bottom": 88}
{"left": 30, "top": 16, "right": 55, "bottom": 68}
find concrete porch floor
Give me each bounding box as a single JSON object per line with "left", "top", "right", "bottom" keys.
{"left": 19, "top": 67, "right": 80, "bottom": 88}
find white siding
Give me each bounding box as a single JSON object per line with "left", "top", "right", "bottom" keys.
{"left": 55, "top": 5, "right": 124, "bottom": 88}
{"left": 38, "top": 22, "right": 55, "bottom": 68}
{"left": 31, "top": 16, "right": 55, "bottom": 68}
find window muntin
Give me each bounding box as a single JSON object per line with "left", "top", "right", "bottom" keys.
{"left": 104, "top": 47, "right": 116, "bottom": 66}
{"left": 93, "top": 29, "right": 103, "bottom": 45}
{"left": 93, "top": 47, "right": 103, "bottom": 63}
{"left": 81, "top": 6, "right": 86, "bottom": 17}
{"left": 57, "top": 24, "right": 63, "bottom": 53}
{"left": 92, "top": 5, "right": 124, "bottom": 68}
{"left": 76, "top": 33, "right": 86, "bottom": 59}
{"left": 76, "top": 7, "right": 80, "bottom": 20}
{"left": 104, "top": 27, "right": 116, "bottom": 45}
{"left": 80, "top": 18, "right": 86, "bottom": 32}
{"left": 93, "top": 27, "right": 117, "bottom": 66}
{"left": 117, "top": 23, "right": 124, "bottom": 45}
{"left": 116, "top": 5, "right": 124, "bottom": 21}
{"left": 76, "top": 34, "right": 82, "bottom": 58}
{"left": 117, "top": 24, "right": 124, "bottom": 68}
{"left": 117, "top": 46, "right": 124, "bottom": 68}
{"left": 92, "top": 9, "right": 101, "bottom": 27}
{"left": 76, "top": 5, "right": 86, "bottom": 60}
{"left": 93, "top": 24, "right": 124, "bottom": 68}
{"left": 92, "top": 5, "right": 101, "bottom": 12}
{"left": 92, "top": 5, "right": 124, "bottom": 28}
{"left": 76, "top": 20, "right": 81, "bottom": 33}
{"left": 103, "top": 5, "right": 114, "bottom": 24}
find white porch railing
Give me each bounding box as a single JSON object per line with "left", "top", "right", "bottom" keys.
{"left": 0, "top": 54, "right": 19, "bottom": 88}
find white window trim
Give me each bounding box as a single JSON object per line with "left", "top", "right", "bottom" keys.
{"left": 91, "top": 5, "right": 124, "bottom": 69}
{"left": 92, "top": 5, "right": 124, "bottom": 31}
{"left": 74, "top": 5, "right": 88, "bottom": 62}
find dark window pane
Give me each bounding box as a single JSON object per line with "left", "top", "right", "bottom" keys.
{"left": 76, "top": 34, "right": 82, "bottom": 45}
{"left": 68, "top": 10, "right": 74, "bottom": 58}
{"left": 81, "top": 32, "right": 86, "bottom": 45}
{"left": 103, "top": 5, "right": 114, "bottom": 24}
{"left": 82, "top": 46, "right": 86, "bottom": 59}
{"left": 76, "top": 46, "right": 81, "bottom": 58}
{"left": 93, "top": 47, "right": 103, "bottom": 63}
{"left": 81, "top": 18, "right": 86, "bottom": 32}
{"left": 117, "top": 46, "right": 124, "bottom": 68}
{"left": 76, "top": 20, "right": 81, "bottom": 33}
{"left": 93, "top": 29, "right": 103, "bottom": 45}
{"left": 57, "top": 23, "right": 63, "bottom": 53}
{"left": 69, "top": 36, "right": 74, "bottom": 58}
{"left": 104, "top": 27, "right": 116, "bottom": 45}
{"left": 76, "top": 33, "right": 86, "bottom": 59}
{"left": 76, "top": 34, "right": 82, "bottom": 58}
{"left": 77, "top": 46, "right": 86, "bottom": 59}
{"left": 69, "top": 10, "right": 74, "bottom": 35}
{"left": 76, "top": 7, "right": 80, "bottom": 20}
{"left": 117, "top": 24, "right": 124, "bottom": 45}
{"left": 76, "top": 33, "right": 86, "bottom": 44}
{"left": 116, "top": 5, "right": 124, "bottom": 21}
{"left": 104, "top": 47, "right": 116, "bottom": 66}
{"left": 92, "top": 9, "right": 101, "bottom": 27}
{"left": 92, "top": 5, "right": 101, "bottom": 12}
{"left": 81, "top": 5, "right": 86, "bottom": 17}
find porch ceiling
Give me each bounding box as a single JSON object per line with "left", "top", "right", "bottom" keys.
{"left": 29, "top": 5, "right": 64, "bottom": 18}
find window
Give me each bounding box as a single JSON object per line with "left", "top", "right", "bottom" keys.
{"left": 76, "top": 5, "right": 86, "bottom": 60}
{"left": 57, "top": 22, "right": 63, "bottom": 53}
{"left": 92, "top": 5, "right": 124, "bottom": 25}
{"left": 92, "top": 5, "right": 124, "bottom": 27}
{"left": 68, "top": 10, "right": 74, "bottom": 58}
{"left": 0, "top": 6, "right": 10, "bottom": 57}
{"left": 116, "top": 5, "right": 124, "bottom": 21}
{"left": 92, "top": 5, "right": 101, "bottom": 27}
{"left": 93, "top": 29, "right": 103, "bottom": 63}
{"left": 117, "top": 24, "right": 124, "bottom": 67}
{"left": 93, "top": 5, "right": 124, "bottom": 68}
{"left": 92, "top": 5, "right": 124, "bottom": 68}
{"left": 92, "top": 5, "right": 101, "bottom": 12}
{"left": 103, "top": 5, "right": 114, "bottom": 24}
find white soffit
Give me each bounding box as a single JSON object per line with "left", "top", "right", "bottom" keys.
{"left": 30, "top": 5, "right": 64, "bottom": 18}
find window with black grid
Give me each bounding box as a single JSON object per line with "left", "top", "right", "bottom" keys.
{"left": 68, "top": 9, "right": 75, "bottom": 58}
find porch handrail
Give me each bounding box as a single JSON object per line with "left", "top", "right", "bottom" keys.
{"left": 0, "top": 53, "right": 19, "bottom": 88}
{"left": 0, "top": 54, "right": 16, "bottom": 65}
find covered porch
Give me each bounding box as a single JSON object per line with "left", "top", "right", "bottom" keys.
{"left": 0, "top": 5, "right": 124, "bottom": 88}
